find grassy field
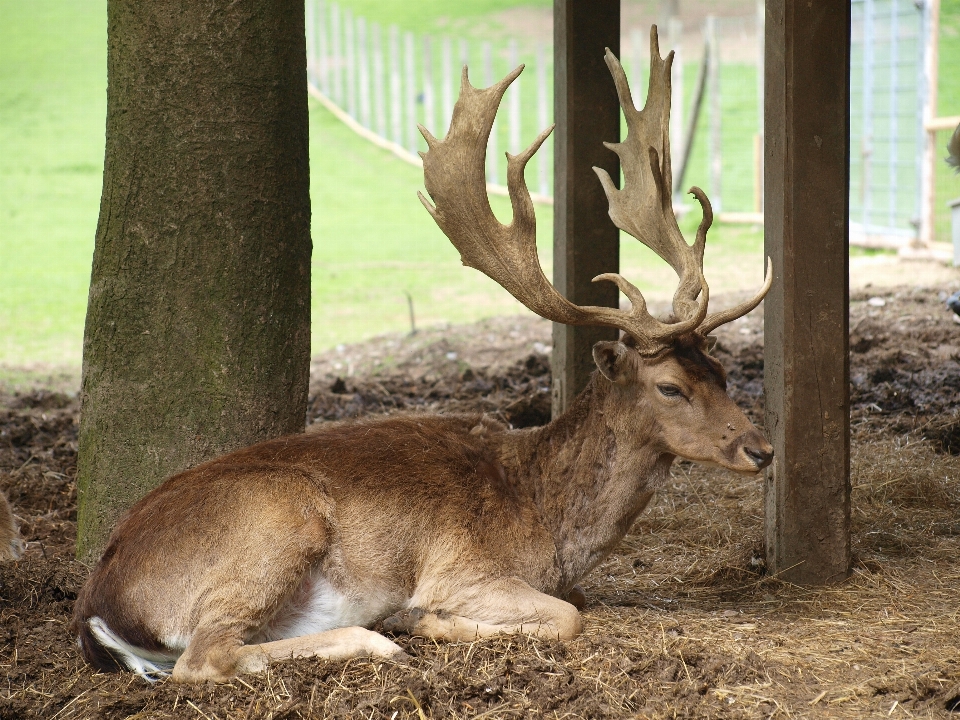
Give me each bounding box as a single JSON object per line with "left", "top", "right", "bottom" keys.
{"left": 935, "top": 0, "right": 960, "bottom": 241}
{"left": 6, "top": 0, "right": 955, "bottom": 379}
{"left": 0, "top": 0, "right": 106, "bottom": 370}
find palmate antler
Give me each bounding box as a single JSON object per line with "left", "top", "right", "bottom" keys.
{"left": 418, "top": 26, "right": 772, "bottom": 355}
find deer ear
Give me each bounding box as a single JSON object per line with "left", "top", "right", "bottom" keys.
{"left": 592, "top": 341, "right": 631, "bottom": 383}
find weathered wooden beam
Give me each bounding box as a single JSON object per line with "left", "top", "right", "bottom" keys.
{"left": 763, "top": 0, "right": 852, "bottom": 584}
{"left": 552, "top": 0, "right": 621, "bottom": 416}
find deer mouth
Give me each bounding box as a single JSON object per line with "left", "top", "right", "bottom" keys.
{"left": 744, "top": 444, "right": 774, "bottom": 470}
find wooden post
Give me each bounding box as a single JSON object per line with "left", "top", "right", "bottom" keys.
{"left": 357, "top": 16, "right": 371, "bottom": 128}
{"left": 441, "top": 37, "right": 453, "bottom": 134}
{"left": 483, "top": 42, "right": 498, "bottom": 184}
{"left": 552, "top": 0, "right": 620, "bottom": 415}
{"left": 330, "top": 3, "right": 342, "bottom": 105}
{"left": 508, "top": 40, "right": 521, "bottom": 154}
{"left": 422, "top": 35, "right": 435, "bottom": 136}
{"left": 763, "top": 0, "right": 852, "bottom": 585}
{"left": 389, "top": 26, "right": 402, "bottom": 147}
{"left": 536, "top": 43, "right": 549, "bottom": 198}
{"left": 756, "top": 0, "right": 764, "bottom": 214}
{"left": 372, "top": 22, "right": 386, "bottom": 137}
{"left": 317, "top": 0, "right": 330, "bottom": 96}
{"left": 344, "top": 8, "right": 357, "bottom": 118}
{"left": 919, "top": 0, "right": 940, "bottom": 247}
{"left": 305, "top": 0, "right": 316, "bottom": 85}
{"left": 403, "top": 31, "right": 416, "bottom": 153}
{"left": 706, "top": 15, "right": 722, "bottom": 212}
{"left": 667, "top": 16, "right": 684, "bottom": 192}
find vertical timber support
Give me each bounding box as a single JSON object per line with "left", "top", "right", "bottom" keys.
{"left": 552, "top": 0, "right": 621, "bottom": 416}
{"left": 763, "top": 0, "right": 852, "bottom": 584}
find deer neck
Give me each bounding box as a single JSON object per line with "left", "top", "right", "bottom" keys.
{"left": 500, "top": 374, "right": 672, "bottom": 592}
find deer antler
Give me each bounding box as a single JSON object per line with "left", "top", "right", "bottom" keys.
{"left": 594, "top": 28, "right": 772, "bottom": 347}
{"left": 419, "top": 27, "right": 772, "bottom": 355}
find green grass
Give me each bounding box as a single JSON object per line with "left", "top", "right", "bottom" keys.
{"left": 309, "top": 98, "right": 553, "bottom": 350}
{"left": 0, "top": 0, "right": 106, "bottom": 367}
{"left": 12, "top": 0, "right": 954, "bottom": 376}
{"left": 935, "top": 0, "right": 960, "bottom": 243}
{"left": 329, "top": 0, "right": 549, "bottom": 33}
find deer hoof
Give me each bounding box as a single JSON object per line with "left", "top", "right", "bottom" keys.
{"left": 566, "top": 585, "right": 586, "bottom": 610}
{"left": 382, "top": 607, "right": 429, "bottom": 635}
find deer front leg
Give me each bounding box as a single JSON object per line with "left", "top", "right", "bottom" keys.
{"left": 383, "top": 577, "right": 582, "bottom": 642}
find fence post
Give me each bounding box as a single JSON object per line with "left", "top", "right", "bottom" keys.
{"left": 630, "top": 28, "right": 645, "bottom": 100}
{"left": 888, "top": 0, "right": 899, "bottom": 228}
{"left": 536, "top": 43, "right": 550, "bottom": 198}
{"left": 919, "top": 0, "right": 940, "bottom": 247}
{"left": 508, "top": 40, "right": 521, "bottom": 154}
{"left": 404, "top": 31, "right": 417, "bottom": 153}
{"left": 317, "top": 0, "right": 329, "bottom": 95}
{"left": 372, "top": 22, "right": 386, "bottom": 137}
{"left": 357, "top": 16, "right": 371, "bottom": 128}
{"left": 706, "top": 15, "right": 722, "bottom": 212}
{"left": 441, "top": 37, "right": 453, "bottom": 134}
{"left": 306, "top": 0, "right": 316, "bottom": 85}
{"left": 484, "top": 41, "right": 498, "bottom": 184}
{"left": 756, "top": 0, "right": 764, "bottom": 213}
{"left": 344, "top": 8, "right": 357, "bottom": 118}
{"left": 422, "top": 35, "right": 436, "bottom": 135}
{"left": 667, "top": 17, "right": 684, "bottom": 190}
{"left": 331, "top": 3, "right": 343, "bottom": 105}
{"left": 861, "top": 0, "right": 874, "bottom": 229}
{"left": 389, "top": 26, "right": 402, "bottom": 146}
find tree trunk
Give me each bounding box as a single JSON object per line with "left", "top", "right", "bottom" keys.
{"left": 77, "top": 0, "right": 312, "bottom": 561}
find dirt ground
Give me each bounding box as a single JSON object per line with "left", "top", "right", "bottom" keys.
{"left": 2, "top": 282, "right": 960, "bottom": 719}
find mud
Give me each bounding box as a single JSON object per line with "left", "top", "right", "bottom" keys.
{"left": 1, "top": 286, "right": 959, "bottom": 719}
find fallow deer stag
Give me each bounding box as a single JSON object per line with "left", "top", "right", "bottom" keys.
{"left": 73, "top": 27, "right": 773, "bottom": 683}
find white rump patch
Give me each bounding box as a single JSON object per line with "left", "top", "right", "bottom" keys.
{"left": 86, "top": 616, "right": 180, "bottom": 681}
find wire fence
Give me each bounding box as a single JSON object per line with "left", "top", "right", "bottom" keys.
{"left": 305, "top": 1, "right": 771, "bottom": 216}
{"left": 850, "top": 0, "right": 925, "bottom": 246}
{"left": 307, "top": 1, "right": 932, "bottom": 242}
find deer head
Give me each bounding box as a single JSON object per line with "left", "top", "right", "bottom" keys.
{"left": 418, "top": 27, "right": 772, "bottom": 473}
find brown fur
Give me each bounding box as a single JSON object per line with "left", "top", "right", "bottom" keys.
{"left": 0, "top": 490, "right": 23, "bottom": 561}
{"left": 72, "top": 339, "right": 772, "bottom": 682}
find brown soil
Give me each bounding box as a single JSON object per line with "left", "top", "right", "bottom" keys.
{"left": 2, "top": 286, "right": 960, "bottom": 719}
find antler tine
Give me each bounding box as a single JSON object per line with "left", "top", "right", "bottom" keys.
{"left": 698, "top": 257, "right": 774, "bottom": 336}
{"left": 593, "top": 28, "right": 712, "bottom": 344}
{"left": 419, "top": 63, "right": 714, "bottom": 349}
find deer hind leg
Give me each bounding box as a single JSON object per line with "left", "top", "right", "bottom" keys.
{"left": 234, "top": 627, "right": 405, "bottom": 675}
{"left": 383, "top": 577, "right": 582, "bottom": 642}
{"left": 171, "top": 625, "right": 405, "bottom": 682}
{"left": 161, "top": 469, "right": 408, "bottom": 682}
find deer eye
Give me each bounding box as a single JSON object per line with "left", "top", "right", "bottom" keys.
{"left": 657, "top": 383, "right": 684, "bottom": 398}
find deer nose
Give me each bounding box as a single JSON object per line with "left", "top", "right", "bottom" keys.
{"left": 744, "top": 444, "right": 774, "bottom": 469}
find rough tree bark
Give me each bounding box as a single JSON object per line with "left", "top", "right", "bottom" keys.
{"left": 77, "top": 0, "right": 312, "bottom": 561}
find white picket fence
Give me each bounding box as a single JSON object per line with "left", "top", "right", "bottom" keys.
{"left": 304, "top": 1, "right": 758, "bottom": 210}
{"left": 305, "top": 0, "right": 554, "bottom": 203}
